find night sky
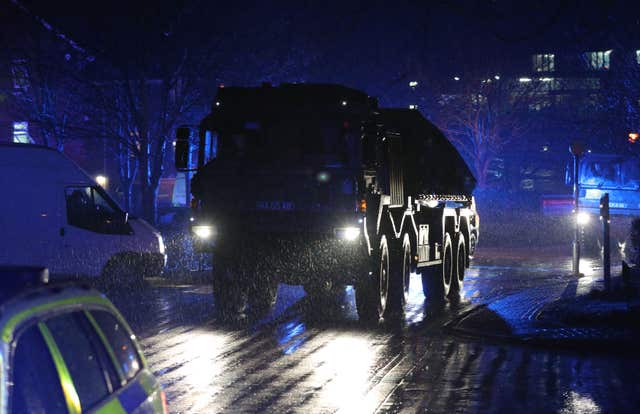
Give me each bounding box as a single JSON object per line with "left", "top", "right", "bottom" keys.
{"left": 5, "top": 0, "right": 640, "bottom": 106}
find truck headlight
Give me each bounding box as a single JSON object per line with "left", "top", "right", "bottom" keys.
{"left": 193, "top": 225, "right": 214, "bottom": 239}
{"left": 335, "top": 226, "right": 360, "bottom": 241}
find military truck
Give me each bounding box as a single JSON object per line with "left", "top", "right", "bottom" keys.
{"left": 175, "top": 83, "right": 479, "bottom": 322}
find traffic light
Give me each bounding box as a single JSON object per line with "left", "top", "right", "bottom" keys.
{"left": 600, "top": 193, "right": 609, "bottom": 221}
{"left": 628, "top": 132, "right": 638, "bottom": 144}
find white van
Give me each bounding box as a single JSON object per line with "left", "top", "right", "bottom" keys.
{"left": 0, "top": 143, "right": 166, "bottom": 282}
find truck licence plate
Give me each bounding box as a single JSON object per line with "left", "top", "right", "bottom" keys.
{"left": 256, "top": 201, "right": 295, "bottom": 211}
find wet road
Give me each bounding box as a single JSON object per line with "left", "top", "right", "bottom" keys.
{"left": 107, "top": 247, "right": 640, "bottom": 413}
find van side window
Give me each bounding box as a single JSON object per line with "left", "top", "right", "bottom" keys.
{"left": 65, "top": 186, "right": 130, "bottom": 234}
{"left": 90, "top": 310, "right": 142, "bottom": 381}
{"left": 11, "top": 325, "right": 67, "bottom": 414}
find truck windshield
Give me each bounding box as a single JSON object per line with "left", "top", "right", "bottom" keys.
{"left": 204, "top": 119, "right": 356, "bottom": 165}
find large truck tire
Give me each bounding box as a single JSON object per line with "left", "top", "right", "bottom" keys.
{"left": 420, "top": 232, "right": 452, "bottom": 301}
{"left": 449, "top": 233, "right": 466, "bottom": 298}
{"left": 212, "top": 256, "right": 246, "bottom": 319}
{"left": 468, "top": 231, "right": 478, "bottom": 259}
{"left": 387, "top": 234, "right": 411, "bottom": 315}
{"left": 305, "top": 281, "right": 342, "bottom": 304}
{"left": 355, "top": 278, "right": 378, "bottom": 323}
{"left": 355, "top": 235, "right": 390, "bottom": 323}
{"left": 304, "top": 281, "right": 345, "bottom": 319}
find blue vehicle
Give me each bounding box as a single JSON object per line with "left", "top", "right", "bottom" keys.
{"left": 577, "top": 153, "right": 640, "bottom": 216}
{"left": 542, "top": 153, "right": 640, "bottom": 217}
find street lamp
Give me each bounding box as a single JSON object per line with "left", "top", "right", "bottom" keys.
{"left": 95, "top": 175, "right": 108, "bottom": 188}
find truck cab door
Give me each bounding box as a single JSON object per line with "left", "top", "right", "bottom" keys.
{"left": 382, "top": 132, "right": 404, "bottom": 207}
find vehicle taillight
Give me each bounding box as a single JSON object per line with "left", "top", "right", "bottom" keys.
{"left": 359, "top": 198, "right": 367, "bottom": 213}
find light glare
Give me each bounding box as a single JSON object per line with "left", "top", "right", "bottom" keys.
{"left": 336, "top": 227, "right": 360, "bottom": 241}
{"left": 576, "top": 212, "right": 590, "bottom": 225}
{"left": 95, "top": 175, "right": 108, "bottom": 187}
{"left": 193, "top": 225, "right": 214, "bottom": 239}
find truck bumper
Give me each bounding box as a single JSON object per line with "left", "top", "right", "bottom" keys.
{"left": 216, "top": 234, "right": 369, "bottom": 286}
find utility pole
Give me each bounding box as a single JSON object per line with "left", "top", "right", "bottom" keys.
{"left": 570, "top": 142, "right": 585, "bottom": 276}
{"left": 600, "top": 193, "right": 611, "bottom": 290}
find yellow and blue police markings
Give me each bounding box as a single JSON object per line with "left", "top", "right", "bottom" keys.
{"left": 94, "top": 370, "right": 165, "bottom": 414}
{"left": 1, "top": 290, "right": 167, "bottom": 414}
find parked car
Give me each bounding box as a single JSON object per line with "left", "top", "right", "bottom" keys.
{"left": 0, "top": 143, "right": 166, "bottom": 283}
{"left": 0, "top": 266, "right": 168, "bottom": 413}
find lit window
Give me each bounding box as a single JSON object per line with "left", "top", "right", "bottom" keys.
{"left": 13, "top": 121, "right": 33, "bottom": 144}
{"left": 583, "top": 50, "right": 612, "bottom": 70}
{"left": 532, "top": 54, "right": 555, "bottom": 72}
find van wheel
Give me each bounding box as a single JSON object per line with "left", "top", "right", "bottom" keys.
{"left": 102, "top": 255, "right": 145, "bottom": 290}
{"left": 449, "top": 234, "right": 466, "bottom": 298}
{"left": 388, "top": 234, "right": 411, "bottom": 314}
{"left": 420, "top": 233, "right": 452, "bottom": 301}
{"left": 356, "top": 235, "right": 389, "bottom": 323}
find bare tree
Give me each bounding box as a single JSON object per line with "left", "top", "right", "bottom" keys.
{"left": 0, "top": 2, "right": 93, "bottom": 151}
{"left": 81, "top": 3, "right": 218, "bottom": 223}
{"left": 426, "top": 73, "right": 543, "bottom": 188}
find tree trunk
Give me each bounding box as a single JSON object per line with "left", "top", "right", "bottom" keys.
{"left": 139, "top": 138, "right": 159, "bottom": 224}
{"left": 117, "top": 141, "right": 138, "bottom": 213}
{"left": 141, "top": 184, "right": 158, "bottom": 224}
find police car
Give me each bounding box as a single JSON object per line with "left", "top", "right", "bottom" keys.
{"left": 0, "top": 266, "right": 168, "bottom": 413}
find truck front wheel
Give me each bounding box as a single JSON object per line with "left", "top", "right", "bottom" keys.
{"left": 420, "top": 233, "right": 452, "bottom": 301}
{"left": 355, "top": 235, "right": 390, "bottom": 323}
{"left": 388, "top": 234, "right": 411, "bottom": 314}
{"left": 247, "top": 276, "right": 278, "bottom": 316}
{"left": 212, "top": 256, "right": 246, "bottom": 319}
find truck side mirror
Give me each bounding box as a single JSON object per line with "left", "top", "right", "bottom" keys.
{"left": 175, "top": 126, "right": 191, "bottom": 171}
